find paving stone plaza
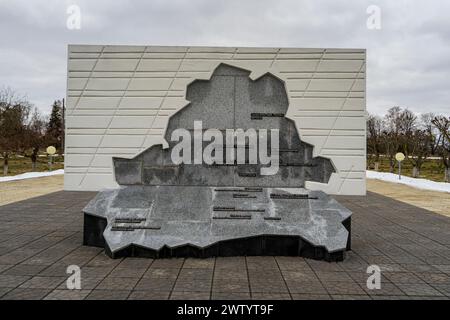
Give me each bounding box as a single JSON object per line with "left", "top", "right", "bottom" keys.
{"left": 0, "top": 191, "right": 449, "bottom": 300}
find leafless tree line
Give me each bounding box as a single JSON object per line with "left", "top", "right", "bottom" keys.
{"left": 0, "top": 87, "right": 64, "bottom": 175}
{"left": 367, "top": 106, "right": 450, "bottom": 182}
{"left": 2, "top": 87, "right": 450, "bottom": 182}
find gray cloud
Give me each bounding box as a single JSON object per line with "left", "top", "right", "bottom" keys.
{"left": 0, "top": 0, "right": 449, "bottom": 116}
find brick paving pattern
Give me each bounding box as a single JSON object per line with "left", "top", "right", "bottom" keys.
{"left": 0, "top": 191, "right": 449, "bottom": 300}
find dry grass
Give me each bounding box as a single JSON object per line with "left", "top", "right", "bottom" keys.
{"left": 0, "top": 155, "right": 64, "bottom": 176}
{"left": 367, "top": 179, "right": 450, "bottom": 217}
{"left": 367, "top": 157, "right": 447, "bottom": 182}
{"left": 0, "top": 175, "right": 63, "bottom": 206}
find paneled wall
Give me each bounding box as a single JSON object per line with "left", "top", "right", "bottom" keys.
{"left": 65, "top": 45, "right": 366, "bottom": 195}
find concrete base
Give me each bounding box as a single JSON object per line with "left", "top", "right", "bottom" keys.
{"left": 83, "top": 186, "right": 352, "bottom": 261}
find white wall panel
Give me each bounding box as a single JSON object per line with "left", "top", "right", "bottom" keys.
{"left": 65, "top": 45, "right": 366, "bottom": 195}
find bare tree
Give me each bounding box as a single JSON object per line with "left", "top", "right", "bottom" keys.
{"left": 432, "top": 116, "right": 450, "bottom": 182}
{"left": 404, "top": 129, "right": 432, "bottom": 177}
{"left": 420, "top": 113, "right": 441, "bottom": 155}
{"left": 24, "top": 108, "right": 47, "bottom": 171}
{"left": 395, "top": 109, "right": 429, "bottom": 178}
{"left": 367, "top": 114, "right": 383, "bottom": 170}
{"left": 382, "top": 106, "right": 403, "bottom": 172}
{"left": 368, "top": 107, "right": 448, "bottom": 180}
{"left": 0, "top": 87, "right": 32, "bottom": 175}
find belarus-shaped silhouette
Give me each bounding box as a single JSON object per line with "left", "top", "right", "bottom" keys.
{"left": 113, "top": 64, "right": 335, "bottom": 188}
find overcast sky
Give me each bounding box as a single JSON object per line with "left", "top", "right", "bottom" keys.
{"left": 0, "top": 0, "right": 449, "bottom": 116}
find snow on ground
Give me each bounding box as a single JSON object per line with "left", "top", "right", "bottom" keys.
{"left": 1, "top": 169, "right": 449, "bottom": 194}
{"left": 0, "top": 170, "right": 64, "bottom": 183}
{"left": 367, "top": 170, "right": 450, "bottom": 193}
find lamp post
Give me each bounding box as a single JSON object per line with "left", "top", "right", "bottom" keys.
{"left": 395, "top": 152, "right": 405, "bottom": 180}
{"left": 46, "top": 146, "right": 56, "bottom": 171}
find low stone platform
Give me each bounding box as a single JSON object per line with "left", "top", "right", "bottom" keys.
{"left": 83, "top": 186, "right": 351, "bottom": 261}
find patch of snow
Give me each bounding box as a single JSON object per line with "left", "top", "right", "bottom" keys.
{"left": 367, "top": 170, "right": 450, "bottom": 193}
{"left": 0, "top": 170, "right": 64, "bottom": 183}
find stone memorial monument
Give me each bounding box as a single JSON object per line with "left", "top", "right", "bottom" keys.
{"left": 82, "top": 63, "right": 352, "bottom": 261}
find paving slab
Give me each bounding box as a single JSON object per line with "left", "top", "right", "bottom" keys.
{"left": 0, "top": 190, "right": 449, "bottom": 300}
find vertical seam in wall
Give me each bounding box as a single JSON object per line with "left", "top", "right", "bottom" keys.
{"left": 77, "top": 46, "right": 148, "bottom": 186}
{"left": 138, "top": 47, "right": 190, "bottom": 152}
{"left": 233, "top": 75, "right": 236, "bottom": 187}
{"left": 231, "top": 46, "right": 238, "bottom": 188}
{"left": 233, "top": 76, "right": 236, "bottom": 130}
{"left": 68, "top": 46, "right": 105, "bottom": 116}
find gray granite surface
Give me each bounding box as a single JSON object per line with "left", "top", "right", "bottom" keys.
{"left": 84, "top": 64, "right": 350, "bottom": 258}
{"left": 113, "top": 64, "right": 335, "bottom": 187}
{"left": 84, "top": 186, "right": 351, "bottom": 254}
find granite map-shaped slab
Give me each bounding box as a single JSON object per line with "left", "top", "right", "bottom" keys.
{"left": 83, "top": 186, "right": 351, "bottom": 261}
{"left": 82, "top": 63, "right": 352, "bottom": 261}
